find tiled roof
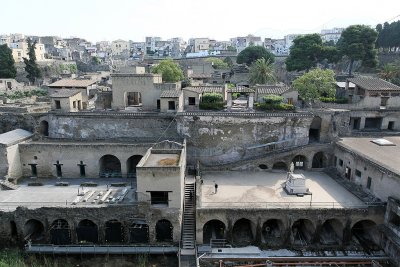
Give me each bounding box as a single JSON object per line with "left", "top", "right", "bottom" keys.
{"left": 0, "top": 129, "right": 33, "bottom": 146}
{"left": 183, "top": 86, "right": 223, "bottom": 94}
{"left": 50, "top": 89, "right": 81, "bottom": 98}
{"left": 48, "top": 79, "right": 96, "bottom": 88}
{"left": 256, "top": 85, "right": 292, "bottom": 95}
{"left": 160, "top": 90, "right": 181, "bottom": 98}
{"left": 227, "top": 86, "right": 255, "bottom": 93}
{"left": 347, "top": 77, "right": 400, "bottom": 91}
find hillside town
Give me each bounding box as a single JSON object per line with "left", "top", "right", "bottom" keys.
{"left": 1, "top": 2, "right": 400, "bottom": 267}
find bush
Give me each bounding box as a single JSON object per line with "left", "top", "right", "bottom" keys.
{"left": 319, "top": 97, "right": 348, "bottom": 104}
{"left": 263, "top": 94, "right": 284, "bottom": 104}
{"left": 255, "top": 102, "right": 295, "bottom": 111}
{"left": 4, "top": 89, "right": 47, "bottom": 100}
{"left": 201, "top": 93, "right": 223, "bottom": 103}
{"left": 199, "top": 102, "right": 225, "bottom": 110}
{"left": 232, "top": 93, "right": 240, "bottom": 99}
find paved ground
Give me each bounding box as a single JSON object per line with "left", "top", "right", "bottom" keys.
{"left": 200, "top": 171, "right": 364, "bottom": 209}
{"left": 0, "top": 178, "right": 136, "bottom": 210}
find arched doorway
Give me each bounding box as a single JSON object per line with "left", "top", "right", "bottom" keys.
{"left": 352, "top": 220, "right": 380, "bottom": 249}
{"left": 258, "top": 164, "right": 268, "bottom": 170}
{"left": 10, "top": 220, "right": 17, "bottom": 238}
{"left": 156, "top": 219, "right": 173, "bottom": 242}
{"left": 130, "top": 222, "right": 149, "bottom": 243}
{"left": 127, "top": 155, "right": 143, "bottom": 178}
{"left": 50, "top": 219, "right": 71, "bottom": 245}
{"left": 320, "top": 219, "right": 343, "bottom": 245}
{"left": 312, "top": 152, "right": 326, "bottom": 168}
{"left": 292, "top": 219, "right": 314, "bottom": 245}
{"left": 24, "top": 219, "right": 45, "bottom": 243}
{"left": 262, "top": 219, "right": 284, "bottom": 245}
{"left": 77, "top": 219, "right": 98, "bottom": 243}
{"left": 232, "top": 218, "right": 254, "bottom": 246}
{"left": 272, "top": 162, "right": 288, "bottom": 171}
{"left": 39, "top": 120, "right": 49, "bottom": 137}
{"left": 203, "top": 220, "right": 226, "bottom": 244}
{"left": 292, "top": 155, "right": 307, "bottom": 170}
{"left": 309, "top": 116, "right": 321, "bottom": 142}
{"left": 99, "top": 155, "right": 121, "bottom": 178}
{"left": 105, "top": 220, "right": 124, "bottom": 243}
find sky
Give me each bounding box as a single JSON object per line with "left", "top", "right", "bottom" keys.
{"left": 1, "top": 0, "right": 399, "bottom": 43}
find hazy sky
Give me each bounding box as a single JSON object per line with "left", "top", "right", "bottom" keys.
{"left": 2, "top": 0, "right": 399, "bottom": 42}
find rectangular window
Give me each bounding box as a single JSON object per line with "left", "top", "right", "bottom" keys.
{"left": 55, "top": 100, "right": 61, "bottom": 109}
{"left": 168, "top": 101, "right": 175, "bottom": 110}
{"left": 388, "top": 121, "right": 395, "bottom": 130}
{"left": 355, "top": 169, "right": 362, "bottom": 177}
{"left": 367, "top": 177, "right": 372, "bottom": 189}
{"left": 150, "top": 191, "right": 169, "bottom": 206}
{"left": 73, "top": 101, "right": 76, "bottom": 108}
{"left": 188, "top": 97, "right": 196, "bottom": 105}
{"left": 78, "top": 161, "right": 86, "bottom": 177}
{"left": 339, "top": 159, "right": 343, "bottom": 167}
{"left": 157, "top": 99, "right": 160, "bottom": 110}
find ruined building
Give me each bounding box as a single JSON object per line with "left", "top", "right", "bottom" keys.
{"left": 0, "top": 74, "right": 400, "bottom": 266}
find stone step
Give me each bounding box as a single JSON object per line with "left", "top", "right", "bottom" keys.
{"left": 0, "top": 180, "right": 19, "bottom": 190}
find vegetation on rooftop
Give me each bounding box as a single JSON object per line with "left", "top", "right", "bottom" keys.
{"left": 255, "top": 94, "right": 294, "bottom": 111}
{"left": 0, "top": 89, "right": 47, "bottom": 100}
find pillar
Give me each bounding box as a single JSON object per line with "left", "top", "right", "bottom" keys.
{"left": 227, "top": 93, "right": 232, "bottom": 110}
{"left": 248, "top": 93, "right": 254, "bottom": 109}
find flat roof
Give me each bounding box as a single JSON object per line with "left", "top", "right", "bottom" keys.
{"left": 336, "top": 136, "right": 400, "bottom": 176}
{"left": 0, "top": 129, "right": 33, "bottom": 146}
{"left": 200, "top": 171, "right": 364, "bottom": 209}
{"left": 0, "top": 178, "right": 135, "bottom": 211}
{"left": 142, "top": 153, "right": 179, "bottom": 167}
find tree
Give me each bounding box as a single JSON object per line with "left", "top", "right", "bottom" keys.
{"left": 0, "top": 44, "right": 17, "bottom": 78}
{"left": 292, "top": 68, "right": 336, "bottom": 103}
{"left": 205, "top": 58, "right": 229, "bottom": 69}
{"left": 285, "top": 34, "right": 339, "bottom": 72}
{"left": 249, "top": 58, "right": 276, "bottom": 85}
{"left": 23, "top": 38, "right": 42, "bottom": 84}
{"left": 379, "top": 63, "right": 399, "bottom": 82}
{"left": 151, "top": 59, "right": 184, "bottom": 82}
{"left": 223, "top": 57, "right": 233, "bottom": 68}
{"left": 376, "top": 20, "right": 400, "bottom": 52}
{"left": 337, "top": 25, "right": 378, "bottom": 76}
{"left": 237, "top": 46, "right": 274, "bottom": 66}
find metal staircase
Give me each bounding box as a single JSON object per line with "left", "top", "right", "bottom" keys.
{"left": 179, "top": 178, "right": 196, "bottom": 267}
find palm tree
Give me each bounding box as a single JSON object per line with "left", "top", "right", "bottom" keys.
{"left": 249, "top": 58, "right": 276, "bottom": 85}
{"left": 379, "top": 63, "right": 399, "bottom": 82}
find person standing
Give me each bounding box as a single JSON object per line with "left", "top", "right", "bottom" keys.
{"left": 214, "top": 183, "right": 218, "bottom": 194}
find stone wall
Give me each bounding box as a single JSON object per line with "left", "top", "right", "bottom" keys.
{"left": 177, "top": 114, "right": 313, "bottom": 165}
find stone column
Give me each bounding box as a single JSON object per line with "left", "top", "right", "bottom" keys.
{"left": 359, "top": 117, "right": 366, "bottom": 129}
{"left": 227, "top": 93, "right": 232, "bottom": 110}
{"left": 248, "top": 93, "right": 254, "bottom": 110}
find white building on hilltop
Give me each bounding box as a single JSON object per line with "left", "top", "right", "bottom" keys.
{"left": 321, "top": 28, "right": 344, "bottom": 44}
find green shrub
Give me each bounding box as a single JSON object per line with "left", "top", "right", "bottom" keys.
{"left": 5, "top": 89, "right": 47, "bottom": 100}
{"left": 255, "top": 102, "right": 295, "bottom": 111}
{"left": 202, "top": 93, "right": 223, "bottom": 103}
{"left": 232, "top": 93, "right": 240, "bottom": 99}
{"left": 199, "top": 102, "right": 225, "bottom": 110}
{"left": 263, "top": 94, "right": 284, "bottom": 104}
{"left": 319, "top": 97, "right": 348, "bottom": 104}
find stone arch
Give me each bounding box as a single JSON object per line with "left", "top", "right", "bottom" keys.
{"left": 129, "top": 221, "right": 149, "bottom": 243}
{"left": 24, "top": 219, "right": 45, "bottom": 243}
{"left": 99, "top": 154, "right": 122, "bottom": 178}
{"left": 232, "top": 218, "right": 255, "bottom": 246}
{"left": 77, "top": 219, "right": 98, "bottom": 243}
{"left": 258, "top": 164, "right": 268, "bottom": 170}
{"left": 127, "top": 155, "right": 143, "bottom": 178}
{"left": 272, "top": 162, "right": 288, "bottom": 171}
{"left": 105, "top": 219, "right": 124, "bottom": 243}
{"left": 39, "top": 120, "right": 49, "bottom": 137}
{"left": 351, "top": 220, "right": 380, "bottom": 248}
{"left": 262, "top": 219, "right": 284, "bottom": 245}
{"left": 156, "top": 219, "right": 173, "bottom": 242}
{"left": 10, "top": 220, "right": 17, "bottom": 238}
{"left": 292, "top": 219, "right": 315, "bottom": 245}
{"left": 309, "top": 116, "right": 321, "bottom": 142}
{"left": 203, "top": 220, "right": 226, "bottom": 244}
{"left": 312, "top": 152, "right": 327, "bottom": 168}
{"left": 320, "top": 219, "right": 343, "bottom": 245}
{"left": 50, "top": 219, "right": 71, "bottom": 245}
{"left": 292, "top": 155, "right": 307, "bottom": 170}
